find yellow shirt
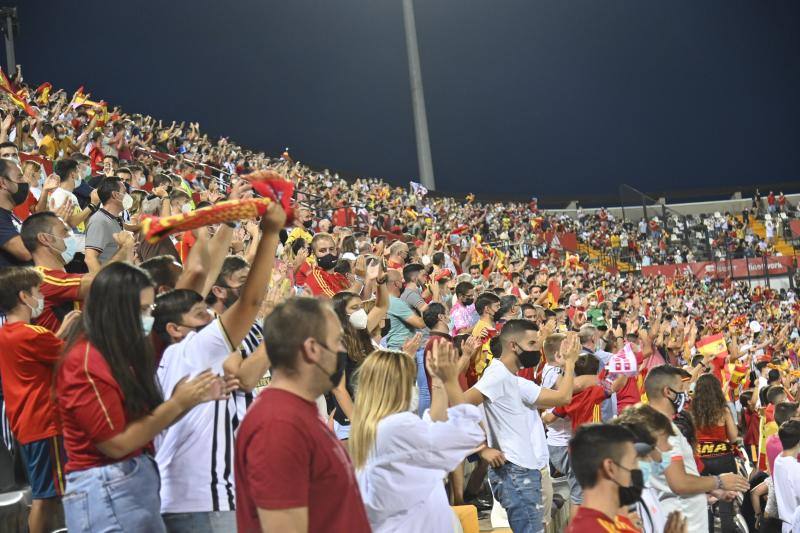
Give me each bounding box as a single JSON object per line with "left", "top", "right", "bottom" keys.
{"left": 471, "top": 319, "right": 496, "bottom": 377}
{"left": 39, "top": 135, "right": 57, "bottom": 160}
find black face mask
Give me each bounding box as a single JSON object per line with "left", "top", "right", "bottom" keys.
{"left": 10, "top": 181, "right": 28, "bottom": 206}
{"left": 462, "top": 297, "right": 475, "bottom": 307}
{"left": 516, "top": 343, "right": 541, "bottom": 369}
{"left": 303, "top": 219, "right": 314, "bottom": 229}
{"left": 220, "top": 285, "right": 240, "bottom": 309}
{"left": 317, "top": 253, "right": 339, "bottom": 271}
{"left": 613, "top": 466, "right": 644, "bottom": 506}
{"left": 667, "top": 388, "right": 686, "bottom": 413}
{"left": 315, "top": 341, "right": 348, "bottom": 387}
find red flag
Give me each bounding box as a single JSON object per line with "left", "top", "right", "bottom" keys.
{"left": 545, "top": 278, "right": 561, "bottom": 309}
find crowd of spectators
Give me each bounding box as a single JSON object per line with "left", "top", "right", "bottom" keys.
{"left": 0, "top": 71, "right": 799, "bottom": 533}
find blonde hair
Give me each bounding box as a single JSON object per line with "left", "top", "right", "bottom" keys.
{"left": 349, "top": 349, "right": 417, "bottom": 470}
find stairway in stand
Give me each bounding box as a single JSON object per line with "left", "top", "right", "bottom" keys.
{"left": 750, "top": 218, "right": 796, "bottom": 256}
{"left": 577, "top": 243, "right": 636, "bottom": 273}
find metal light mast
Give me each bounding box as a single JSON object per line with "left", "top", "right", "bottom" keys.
{"left": 402, "top": 0, "right": 436, "bottom": 190}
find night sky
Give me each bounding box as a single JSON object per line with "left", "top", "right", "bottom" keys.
{"left": 8, "top": 1, "right": 800, "bottom": 202}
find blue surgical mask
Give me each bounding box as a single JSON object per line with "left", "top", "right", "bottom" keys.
{"left": 141, "top": 314, "right": 154, "bottom": 335}
{"left": 654, "top": 449, "right": 673, "bottom": 475}
{"left": 59, "top": 234, "right": 79, "bottom": 264}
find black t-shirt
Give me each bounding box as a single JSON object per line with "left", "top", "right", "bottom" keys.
{"left": 0, "top": 208, "right": 26, "bottom": 268}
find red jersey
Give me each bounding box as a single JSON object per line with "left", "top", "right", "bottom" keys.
{"left": 57, "top": 339, "right": 148, "bottom": 473}
{"left": 553, "top": 384, "right": 608, "bottom": 432}
{"left": 0, "top": 322, "right": 63, "bottom": 444}
{"left": 235, "top": 389, "right": 370, "bottom": 533}
{"left": 33, "top": 266, "right": 83, "bottom": 332}
{"left": 566, "top": 507, "right": 640, "bottom": 533}
{"left": 89, "top": 145, "right": 104, "bottom": 173}
{"left": 304, "top": 265, "right": 349, "bottom": 298}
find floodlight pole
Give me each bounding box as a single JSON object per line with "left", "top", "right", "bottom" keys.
{"left": 402, "top": 0, "right": 436, "bottom": 191}
{"left": 0, "top": 7, "right": 16, "bottom": 74}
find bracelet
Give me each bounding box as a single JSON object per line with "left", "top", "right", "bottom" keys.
{"left": 87, "top": 203, "right": 98, "bottom": 214}
{"left": 714, "top": 475, "right": 722, "bottom": 490}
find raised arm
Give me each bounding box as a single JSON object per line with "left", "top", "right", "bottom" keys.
{"left": 220, "top": 202, "right": 284, "bottom": 349}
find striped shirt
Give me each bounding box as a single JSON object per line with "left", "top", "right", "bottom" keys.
{"left": 156, "top": 319, "right": 239, "bottom": 513}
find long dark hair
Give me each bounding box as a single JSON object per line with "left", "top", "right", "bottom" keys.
{"left": 691, "top": 374, "right": 727, "bottom": 429}
{"left": 331, "top": 291, "right": 373, "bottom": 365}
{"left": 66, "top": 263, "right": 163, "bottom": 420}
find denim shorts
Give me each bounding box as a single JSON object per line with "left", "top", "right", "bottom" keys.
{"left": 62, "top": 454, "right": 166, "bottom": 533}
{"left": 488, "top": 462, "right": 544, "bottom": 533}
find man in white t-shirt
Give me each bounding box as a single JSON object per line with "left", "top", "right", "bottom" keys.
{"left": 773, "top": 420, "right": 800, "bottom": 533}
{"left": 48, "top": 158, "right": 97, "bottom": 252}
{"left": 644, "top": 365, "right": 750, "bottom": 533}
{"left": 459, "top": 321, "right": 580, "bottom": 533}
{"left": 154, "top": 203, "right": 284, "bottom": 532}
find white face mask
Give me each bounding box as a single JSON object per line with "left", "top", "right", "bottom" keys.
{"left": 27, "top": 294, "right": 44, "bottom": 319}
{"left": 408, "top": 386, "right": 419, "bottom": 414}
{"left": 121, "top": 193, "right": 134, "bottom": 211}
{"left": 348, "top": 308, "right": 369, "bottom": 330}
{"left": 181, "top": 203, "right": 192, "bottom": 214}
{"left": 141, "top": 314, "right": 154, "bottom": 335}
{"left": 137, "top": 176, "right": 147, "bottom": 187}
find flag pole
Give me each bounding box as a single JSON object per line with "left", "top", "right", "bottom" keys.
{"left": 402, "top": 0, "right": 436, "bottom": 191}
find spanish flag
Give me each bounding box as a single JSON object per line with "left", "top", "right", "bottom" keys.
{"left": 0, "top": 68, "right": 37, "bottom": 117}
{"left": 34, "top": 82, "right": 52, "bottom": 105}
{"left": 588, "top": 288, "right": 605, "bottom": 304}
{"left": 695, "top": 333, "right": 728, "bottom": 359}
{"left": 544, "top": 278, "right": 561, "bottom": 309}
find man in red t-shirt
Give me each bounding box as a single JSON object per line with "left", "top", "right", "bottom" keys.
{"left": 565, "top": 424, "right": 653, "bottom": 533}
{"left": 22, "top": 211, "right": 135, "bottom": 332}
{"left": 304, "top": 233, "right": 358, "bottom": 298}
{"left": 0, "top": 267, "right": 79, "bottom": 533}
{"left": 235, "top": 298, "right": 370, "bottom": 533}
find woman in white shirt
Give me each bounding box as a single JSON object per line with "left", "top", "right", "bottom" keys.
{"left": 350, "top": 342, "right": 485, "bottom": 533}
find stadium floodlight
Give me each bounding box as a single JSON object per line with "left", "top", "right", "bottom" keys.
{"left": 402, "top": 0, "right": 436, "bottom": 191}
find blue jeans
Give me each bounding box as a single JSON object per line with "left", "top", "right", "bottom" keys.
{"left": 163, "top": 510, "right": 237, "bottom": 532}
{"left": 62, "top": 454, "right": 166, "bottom": 533}
{"left": 488, "top": 463, "right": 544, "bottom": 533}
{"left": 415, "top": 346, "right": 431, "bottom": 415}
